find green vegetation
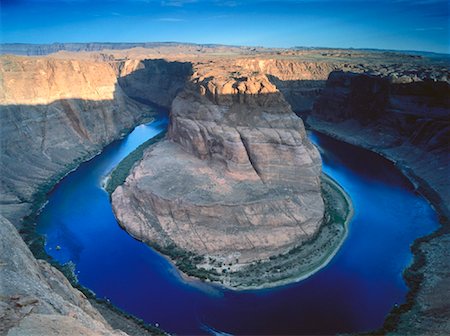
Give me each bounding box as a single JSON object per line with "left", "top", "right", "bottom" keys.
{"left": 105, "top": 131, "right": 166, "bottom": 194}
{"left": 220, "top": 174, "right": 352, "bottom": 288}
{"left": 149, "top": 174, "right": 353, "bottom": 289}
{"left": 152, "top": 243, "right": 221, "bottom": 281}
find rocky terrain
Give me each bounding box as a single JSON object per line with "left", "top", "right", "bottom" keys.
{"left": 0, "top": 55, "right": 154, "bottom": 224}
{"left": 310, "top": 70, "right": 449, "bottom": 220}
{"left": 0, "top": 215, "right": 128, "bottom": 336}
{"left": 0, "top": 43, "right": 449, "bottom": 333}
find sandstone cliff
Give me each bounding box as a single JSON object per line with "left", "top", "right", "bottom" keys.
{"left": 117, "top": 58, "right": 192, "bottom": 108}
{"left": 0, "top": 215, "right": 128, "bottom": 336}
{"left": 312, "top": 70, "right": 450, "bottom": 218}
{"left": 112, "top": 62, "right": 325, "bottom": 284}
{"left": 0, "top": 55, "right": 157, "bottom": 225}
{"left": 0, "top": 55, "right": 172, "bottom": 335}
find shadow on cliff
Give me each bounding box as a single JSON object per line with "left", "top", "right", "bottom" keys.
{"left": 309, "top": 70, "right": 450, "bottom": 151}
{"left": 266, "top": 74, "right": 326, "bottom": 118}
{"left": 267, "top": 70, "right": 450, "bottom": 152}
{"left": 0, "top": 58, "right": 194, "bottom": 228}
{"left": 118, "top": 58, "right": 193, "bottom": 108}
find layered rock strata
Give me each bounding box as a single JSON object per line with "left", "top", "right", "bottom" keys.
{"left": 0, "top": 56, "right": 154, "bottom": 225}
{"left": 0, "top": 215, "right": 128, "bottom": 336}
{"left": 112, "top": 65, "right": 325, "bottom": 281}
{"left": 117, "top": 59, "right": 193, "bottom": 108}
{"left": 312, "top": 70, "right": 450, "bottom": 219}
{"left": 0, "top": 55, "right": 180, "bottom": 335}
{"left": 1, "top": 45, "right": 448, "bottom": 332}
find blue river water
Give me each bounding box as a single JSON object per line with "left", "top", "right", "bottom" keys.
{"left": 36, "top": 113, "right": 438, "bottom": 335}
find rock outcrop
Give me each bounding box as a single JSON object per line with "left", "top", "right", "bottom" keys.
{"left": 117, "top": 59, "right": 193, "bottom": 108}
{"left": 312, "top": 70, "right": 450, "bottom": 218}
{"left": 0, "top": 215, "right": 127, "bottom": 336}
{"left": 112, "top": 63, "right": 325, "bottom": 280}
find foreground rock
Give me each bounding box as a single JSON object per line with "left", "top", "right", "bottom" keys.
{"left": 0, "top": 215, "right": 128, "bottom": 336}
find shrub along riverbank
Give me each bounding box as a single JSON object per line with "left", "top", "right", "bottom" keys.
{"left": 105, "top": 131, "right": 166, "bottom": 195}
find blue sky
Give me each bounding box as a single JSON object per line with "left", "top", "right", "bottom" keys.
{"left": 1, "top": 0, "right": 449, "bottom": 53}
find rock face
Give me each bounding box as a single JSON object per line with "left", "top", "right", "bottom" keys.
{"left": 0, "top": 55, "right": 160, "bottom": 225}
{"left": 117, "top": 59, "right": 193, "bottom": 108}
{"left": 0, "top": 215, "right": 126, "bottom": 336}
{"left": 112, "top": 65, "right": 324, "bottom": 273}
{"left": 312, "top": 70, "right": 450, "bottom": 218}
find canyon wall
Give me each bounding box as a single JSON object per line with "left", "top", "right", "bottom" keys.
{"left": 0, "top": 55, "right": 191, "bottom": 335}
{"left": 309, "top": 70, "right": 450, "bottom": 335}
{"left": 312, "top": 70, "right": 450, "bottom": 218}
{"left": 0, "top": 56, "right": 152, "bottom": 226}
{"left": 117, "top": 59, "right": 192, "bottom": 108}
{"left": 237, "top": 59, "right": 341, "bottom": 114}
{"left": 0, "top": 215, "right": 128, "bottom": 336}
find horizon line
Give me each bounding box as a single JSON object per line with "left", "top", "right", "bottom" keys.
{"left": 1, "top": 41, "right": 449, "bottom": 56}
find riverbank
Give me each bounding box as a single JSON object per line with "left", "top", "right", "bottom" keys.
{"left": 16, "top": 115, "right": 167, "bottom": 336}
{"left": 104, "top": 129, "right": 165, "bottom": 195}
{"left": 216, "top": 173, "right": 354, "bottom": 290}
{"left": 306, "top": 117, "right": 450, "bottom": 335}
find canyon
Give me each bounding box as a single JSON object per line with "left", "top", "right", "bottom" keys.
{"left": 0, "top": 43, "right": 449, "bottom": 335}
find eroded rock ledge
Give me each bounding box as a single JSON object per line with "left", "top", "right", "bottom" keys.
{"left": 110, "top": 63, "right": 346, "bottom": 288}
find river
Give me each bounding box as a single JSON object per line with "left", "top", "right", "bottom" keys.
{"left": 36, "top": 113, "right": 438, "bottom": 335}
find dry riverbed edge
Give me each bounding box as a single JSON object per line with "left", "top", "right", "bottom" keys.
{"left": 107, "top": 133, "right": 353, "bottom": 290}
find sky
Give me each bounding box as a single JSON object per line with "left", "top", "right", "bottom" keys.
{"left": 1, "top": 0, "right": 449, "bottom": 53}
